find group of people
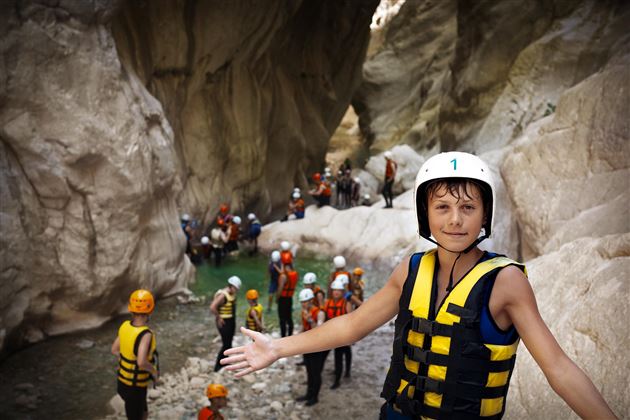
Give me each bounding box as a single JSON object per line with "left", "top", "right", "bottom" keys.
{"left": 181, "top": 204, "right": 263, "bottom": 266}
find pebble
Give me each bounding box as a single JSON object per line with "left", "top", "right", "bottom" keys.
{"left": 148, "top": 389, "right": 161, "bottom": 399}
{"left": 270, "top": 400, "right": 283, "bottom": 411}
{"left": 190, "top": 377, "right": 205, "bottom": 388}
{"left": 75, "top": 339, "right": 95, "bottom": 349}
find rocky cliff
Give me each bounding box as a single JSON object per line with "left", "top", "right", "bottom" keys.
{"left": 0, "top": 0, "right": 378, "bottom": 354}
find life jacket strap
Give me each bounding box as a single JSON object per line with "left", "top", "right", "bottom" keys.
{"left": 402, "top": 345, "right": 516, "bottom": 372}
{"left": 400, "top": 370, "right": 509, "bottom": 399}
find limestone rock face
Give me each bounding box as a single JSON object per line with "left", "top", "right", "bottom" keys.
{"left": 502, "top": 54, "right": 630, "bottom": 258}
{"left": 112, "top": 0, "right": 379, "bottom": 223}
{"left": 354, "top": 0, "right": 456, "bottom": 155}
{"left": 507, "top": 234, "right": 630, "bottom": 419}
{"left": 0, "top": 0, "right": 194, "bottom": 352}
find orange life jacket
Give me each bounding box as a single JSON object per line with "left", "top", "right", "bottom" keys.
{"left": 228, "top": 223, "right": 239, "bottom": 241}
{"left": 281, "top": 250, "right": 293, "bottom": 265}
{"left": 198, "top": 407, "right": 224, "bottom": 420}
{"left": 385, "top": 159, "right": 396, "bottom": 178}
{"left": 324, "top": 298, "right": 347, "bottom": 320}
{"left": 322, "top": 181, "right": 332, "bottom": 197}
{"left": 280, "top": 270, "right": 298, "bottom": 298}
{"left": 329, "top": 270, "right": 352, "bottom": 294}
{"left": 295, "top": 198, "right": 305, "bottom": 212}
{"left": 302, "top": 306, "right": 321, "bottom": 331}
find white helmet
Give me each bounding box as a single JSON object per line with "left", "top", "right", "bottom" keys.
{"left": 363, "top": 194, "right": 370, "bottom": 200}
{"left": 271, "top": 250, "right": 281, "bottom": 262}
{"left": 414, "top": 151, "right": 495, "bottom": 243}
{"left": 233, "top": 216, "right": 242, "bottom": 224}
{"left": 333, "top": 255, "right": 346, "bottom": 268}
{"left": 324, "top": 167, "right": 331, "bottom": 173}
{"left": 293, "top": 187, "right": 301, "bottom": 193}
{"left": 354, "top": 177, "right": 361, "bottom": 184}
{"left": 299, "top": 288, "right": 315, "bottom": 302}
{"left": 335, "top": 273, "right": 349, "bottom": 286}
{"left": 280, "top": 241, "right": 290, "bottom": 251}
{"left": 292, "top": 192, "right": 301, "bottom": 199}
{"left": 384, "top": 151, "right": 393, "bottom": 159}
{"left": 303, "top": 272, "right": 317, "bottom": 285}
{"left": 181, "top": 213, "right": 190, "bottom": 221}
{"left": 201, "top": 236, "right": 209, "bottom": 245}
{"left": 331, "top": 278, "right": 345, "bottom": 290}
{"left": 248, "top": 213, "right": 256, "bottom": 221}
{"left": 227, "top": 276, "right": 242, "bottom": 289}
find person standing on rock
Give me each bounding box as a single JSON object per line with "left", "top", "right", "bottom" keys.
{"left": 324, "top": 276, "right": 354, "bottom": 389}
{"left": 245, "top": 289, "right": 264, "bottom": 332}
{"left": 210, "top": 276, "right": 241, "bottom": 372}
{"left": 296, "top": 288, "right": 327, "bottom": 406}
{"left": 382, "top": 151, "right": 397, "bottom": 208}
{"left": 246, "top": 213, "right": 262, "bottom": 256}
{"left": 276, "top": 267, "right": 298, "bottom": 337}
{"left": 221, "top": 152, "right": 617, "bottom": 420}
{"left": 198, "top": 383, "right": 228, "bottom": 420}
{"left": 267, "top": 250, "right": 282, "bottom": 313}
{"left": 111, "top": 289, "right": 159, "bottom": 420}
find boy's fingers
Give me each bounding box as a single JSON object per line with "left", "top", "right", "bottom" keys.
{"left": 223, "top": 346, "right": 245, "bottom": 356}
{"left": 234, "top": 367, "right": 254, "bottom": 378}
{"left": 221, "top": 354, "right": 246, "bottom": 364}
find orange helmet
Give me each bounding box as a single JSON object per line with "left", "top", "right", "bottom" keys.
{"left": 206, "top": 383, "right": 228, "bottom": 399}
{"left": 353, "top": 267, "right": 364, "bottom": 276}
{"left": 246, "top": 289, "right": 259, "bottom": 300}
{"left": 219, "top": 204, "right": 229, "bottom": 214}
{"left": 128, "top": 289, "right": 154, "bottom": 314}
{"left": 312, "top": 173, "right": 321, "bottom": 181}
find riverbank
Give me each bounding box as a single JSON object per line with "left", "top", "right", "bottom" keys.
{"left": 102, "top": 322, "right": 394, "bottom": 419}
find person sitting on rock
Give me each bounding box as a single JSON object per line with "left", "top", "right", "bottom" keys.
{"left": 281, "top": 191, "right": 305, "bottom": 221}
{"left": 210, "top": 276, "right": 241, "bottom": 372}
{"left": 111, "top": 289, "right": 159, "bottom": 420}
{"left": 303, "top": 272, "right": 325, "bottom": 309}
{"left": 309, "top": 173, "right": 331, "bottom": 207}
{"left": 220, "top": 152, "right": 616, "bottom": 420}
{"left": 245, "top": 289, "right": 264, "bottom": 333}
{"left": 361, "top": 193, "right": 371, "bottom": 206}
{"left": 267, "top": 250, "right": 282, "bottom": 313}
{"left": 382, "top": 151, "right": 397, "bottom": 208}
{"left": 246, "top": 213, "right": 262, "bottom": 255}
{"left": 198, "top": 384, "right": 228, "bottom": 420}
{"left": 296, "top": 288, "right": 327, "bottom": 406}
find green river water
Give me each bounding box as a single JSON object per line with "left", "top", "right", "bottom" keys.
{"left": 0, "top": 253, "right": 339, "bottom": 420}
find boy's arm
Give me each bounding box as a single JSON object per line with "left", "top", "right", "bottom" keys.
{"left": 221, "top": 257, "right": 409, "bottom": 377}
{"left": 496, "top": 266, "right": 617, "bottom": 419}
{"left": 136, "top": 332, "right": 158, "bottom": 378}
{"left": 251, "top": 309, "right": 264, "bottom": 331}
{"left": 111, "top": 336, "right": 120, "bottom": 356}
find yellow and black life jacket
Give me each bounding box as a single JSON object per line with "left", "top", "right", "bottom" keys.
{"left": 246, "top": 303, "right": 263, "bottom": 331}
{"left": 117, "top": 320, "right": 158, "bottom": 388}
{"left": 381, "top": 249, "right": 526, "bottom": 419}
{"left": 215, "top": 289, "right": 236, "bottom": 319}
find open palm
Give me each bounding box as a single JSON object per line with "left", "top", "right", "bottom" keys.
{"left": 221, "top": 327, "right": 279, "bottom": 377}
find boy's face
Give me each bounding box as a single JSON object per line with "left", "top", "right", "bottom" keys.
{"left": 427, "top": 183, "right": 484, "bottom": 252}
{"left": 332, "top": 289, "right": 343, "bottom": 299}
{"left": 301, "top": 300, "right": 311, "bottom": 310}
{"left": 247, "top": 299, "right": 256, "bottom": 306}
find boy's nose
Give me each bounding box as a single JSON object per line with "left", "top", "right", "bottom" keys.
{"left": 448, "top": 210, "right": 463, "bottom": 225}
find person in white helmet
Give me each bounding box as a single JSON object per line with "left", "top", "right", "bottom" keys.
{"left": 296, "top": 288, "right": 327, "bottom": 406}
{"left": 324, "top": 277, "right": 353, "bottom": 389}
{"left": 267, "top": 251, "right": 282, "bottom": 312}
{"left": 328, "top": 255, "right": 351, "bottom": 297}
{"left": 221, "top": 152, "right": 616, "bottom": 419}
{"left": 282, "top": 191, "right": 306, "bottom": 222}
{"left": 361, "top": 193, "right": 371, "bottom": 206}
{"left": 209, "top": 219, "right": 228, "bottom": 267}
{"left": 210, "top": 275, "right": 241, "bottom": 372}
{"left": 303, "top": 272, "right": 325, "bottom": 308}
{"left": 225, "top": 216, "right": 241, "bottom": 254}
{"left": 351, "top": 177, "right": 362, "bottom": 207}
{"left": 382, "top": 150, "right": 397, "bottom": 208}
{"left": 246, "top": 213, "right": 262, "bottom": 255}
{"left": 181, "top": 213, "right": 193, "bottom": 257}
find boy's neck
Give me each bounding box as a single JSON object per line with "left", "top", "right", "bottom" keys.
{"left": 436, "top": 246, "right": 483, "bottom": 271}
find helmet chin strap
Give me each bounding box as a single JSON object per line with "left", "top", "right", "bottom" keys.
{"left": 424, "top": 234, "right": 489, "bottom": 292}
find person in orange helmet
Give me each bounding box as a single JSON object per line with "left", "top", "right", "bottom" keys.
{"left": 111, "top": 290, "right": 159, "bottom": 420}
{"left": 198, "top": 383, "right": 228, "bottom": 420}
{"left": 245, "top": 289, "right": 264, "bottom": 332}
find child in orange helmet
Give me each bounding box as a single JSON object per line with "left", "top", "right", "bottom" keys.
{"left": 198, "top": 383, "right": 228, "bottom": 420}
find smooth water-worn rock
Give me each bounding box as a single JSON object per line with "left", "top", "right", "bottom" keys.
{"left": 507, "top": 234, "right": 630, "bottom": 419}
{"left": 502, "top": 53, "right": 630, "bottom": 259}
{"left": 0, "top": 0, "right": 194, "bottom": 353}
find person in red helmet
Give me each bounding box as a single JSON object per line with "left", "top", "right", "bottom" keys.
{"left": 111, "top": 290, "right": 159, "bottom": 420}
{"left": 309, "top": 173, "right": 331, "bottom": 207}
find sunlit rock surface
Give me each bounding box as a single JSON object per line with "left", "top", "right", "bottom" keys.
{"left": 507, "top": 234, "right": 630, "bottom": 419}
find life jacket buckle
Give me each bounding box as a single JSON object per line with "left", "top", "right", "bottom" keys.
{"left": 405, "top": 346, "right": 430, "bottom": 364}
{"left": 415, "top": 375, "right": 443, "bottom": 394}
{"left": 411, "top": 317, "right": 437, "bottom": 336}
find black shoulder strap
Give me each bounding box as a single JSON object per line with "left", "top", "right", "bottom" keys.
{"left": 133, "top": 328, "right": 151, "bottom": 357}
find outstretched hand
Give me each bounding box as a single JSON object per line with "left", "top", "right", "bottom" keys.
{"left": 221, "top": 327, "right": 279, "bottom": 377}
